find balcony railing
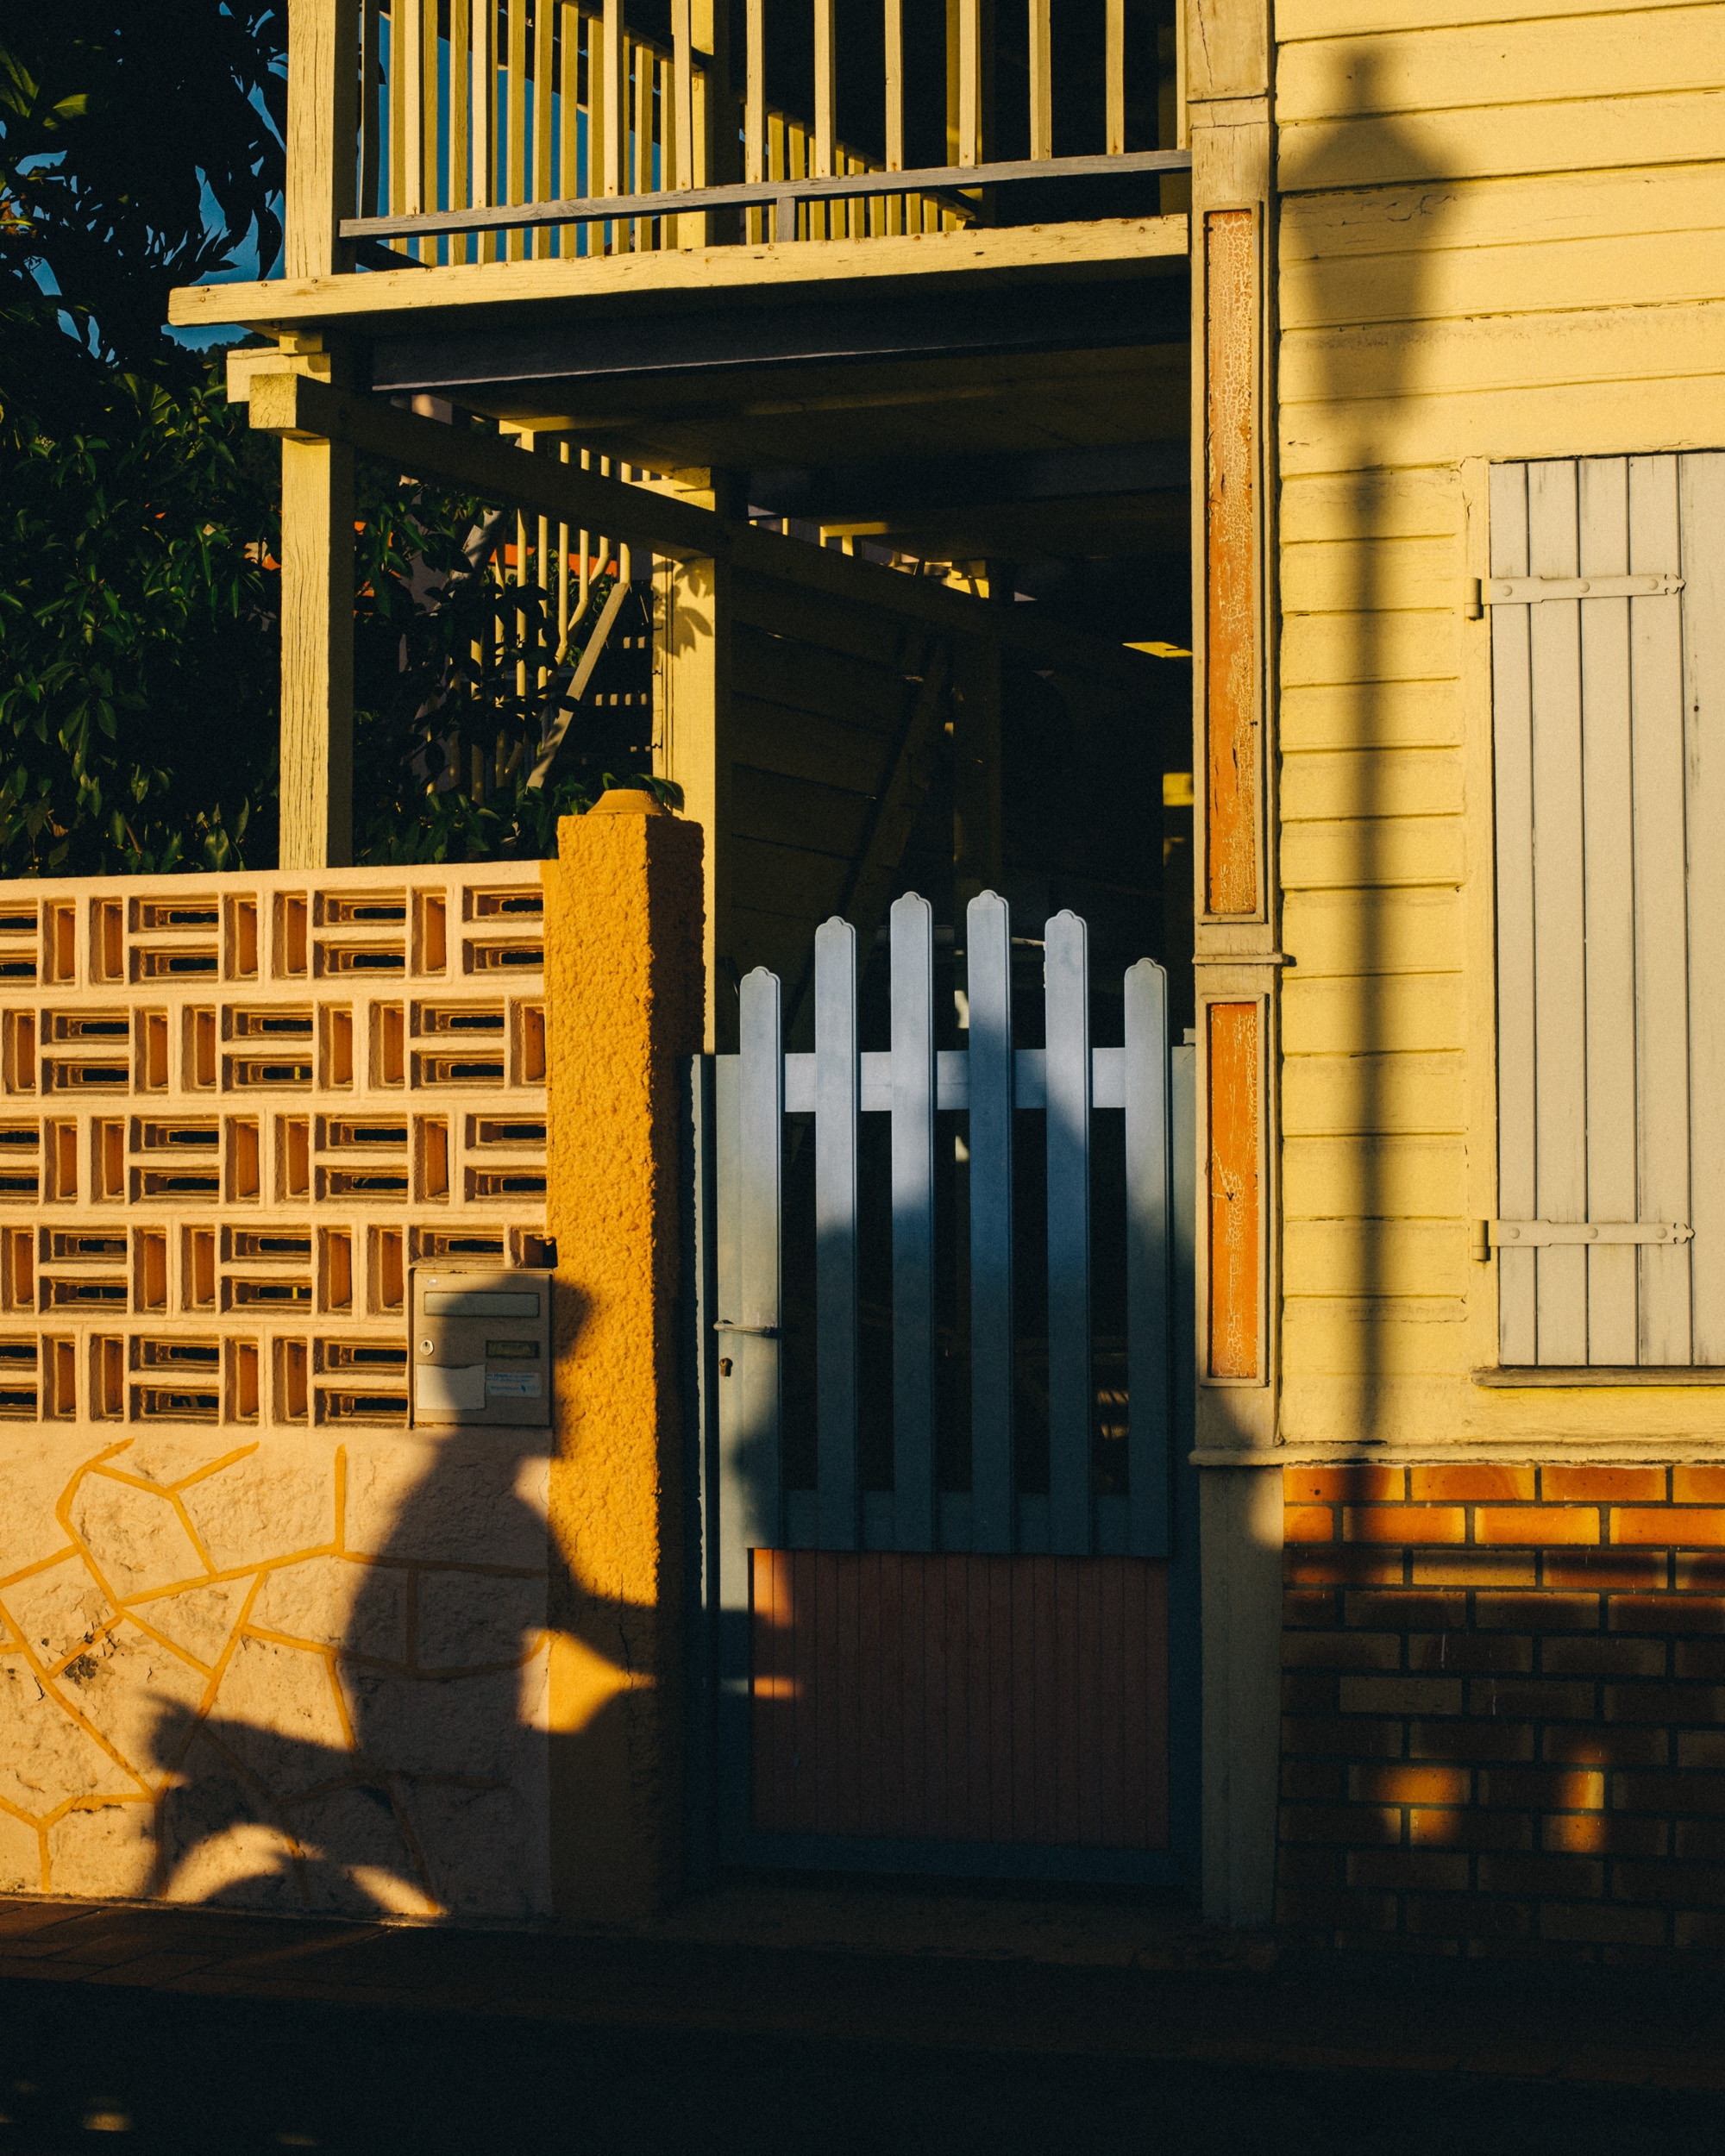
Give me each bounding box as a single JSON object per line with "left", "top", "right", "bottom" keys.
{"left": 342, "top": 1, "right": 1190, "bottom": 267}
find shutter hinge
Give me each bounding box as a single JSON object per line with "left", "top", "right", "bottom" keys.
{"left": 1484, "top": 1219, "right": 1694, "bottom": 1256}
{"left": 1464, "top": 573, "right": 1683, "bottom": 617}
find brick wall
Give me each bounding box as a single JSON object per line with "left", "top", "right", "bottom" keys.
{"left": 1280, "top": 1464, "right": 1725, "bottom": 1960}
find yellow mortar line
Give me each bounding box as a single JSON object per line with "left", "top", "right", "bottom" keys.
{"left": 163, "top": 1488, "right": 224, "bottom": 1579}
{"left": 193, "top": 1571, "right": 271, "bottom": 1720}
{"left": 29, "top": 1657, "right": 154, "bottom": 1802}
{"left": 167, "top": 1444, "right": 262, "bottom": 1492}
{"left": 0, "top": 1545, "right": 82, "bottom": 1592}
{"left": 41, "top": 1612, "right": 128, "bottom": 1681}
{"left": 321, "top": 1644, "right": 359, "bottom": 1752}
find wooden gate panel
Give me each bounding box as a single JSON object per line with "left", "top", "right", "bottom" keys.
{"left": 750, "top": 1551, "right": 1169, "bottom": 1850}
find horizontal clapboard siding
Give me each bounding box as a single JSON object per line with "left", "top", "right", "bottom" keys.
{"left": 1273, "top": 0, "right": 1725, "bottom": 1440}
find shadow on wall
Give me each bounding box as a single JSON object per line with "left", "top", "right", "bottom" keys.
{"left": 1280, "top": 47, "right": 1458, "bottom": 1442}
{"left": 0, "top": 1287, "right": 668, "bottom": 1921}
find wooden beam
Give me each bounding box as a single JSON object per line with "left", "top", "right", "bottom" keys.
{"left": 248, "top": 370, "right": 1165, "bottom": 689}
{"left": 279, "top": 433, "right": 356, "bottom": 866}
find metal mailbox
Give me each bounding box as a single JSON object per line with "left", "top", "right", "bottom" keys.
{"left": 410, "top": 1266, "right": 552, "bottom": 1427}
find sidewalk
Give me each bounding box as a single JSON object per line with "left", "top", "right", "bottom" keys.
{"left": 3, "top": 1882, "right": 1725, "bottom": 2094}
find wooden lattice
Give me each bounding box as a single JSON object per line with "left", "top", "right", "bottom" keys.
{"left": 0, "top": 863, "right": 548, "bottom": 1432}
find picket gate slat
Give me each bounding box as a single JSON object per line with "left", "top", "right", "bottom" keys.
{"left": 815, "top": 918, "right": 860, "bottom": 1550}
{"left": 737, "top": 967, "right": 783, "bottom": 1546}
{"left": 1045, "top": 911, "right": 1092, "bottom": 1557}
{"left": 967, "top": 891, "right": 1017, "bottom": 1554}
{"left": 890, "top": 894, "right": 937, "bottom": 1552}
{"left": 1126, "top": 958, "right": 1172, "bottom": 1558}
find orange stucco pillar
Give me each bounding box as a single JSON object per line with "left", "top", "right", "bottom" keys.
{"left": 541, "top": 793, "right": 704, "bottom": 1921}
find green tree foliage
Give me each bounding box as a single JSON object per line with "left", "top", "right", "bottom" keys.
{"left": 0, "top": 4, "right": 657, "bottom": 874}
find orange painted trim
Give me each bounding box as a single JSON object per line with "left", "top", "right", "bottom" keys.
{"left": 1202, "top": 206, "right": 1260, "bottom": 919}
{"left": 1207, "top": 1000, "right": 1262, "bottom": 1380}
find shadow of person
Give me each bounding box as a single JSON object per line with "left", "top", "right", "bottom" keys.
{"left": 145, "top": 1284, "right": 668, "bottom": 1923}
{"left": 1276, "top": 45, "right": 1458, "bottom": 1448}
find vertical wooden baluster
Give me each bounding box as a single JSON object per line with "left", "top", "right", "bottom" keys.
{"left": 471, "top": 0, "right": 494, "bottom": 260}
{"left": 533, "top": 0, "right": 555, "bottom": 254}
{"left": 813, "top": 0, "right": 835, "bottom": 177}
{"left": 1125, "top": 958, "right": 1170, "bottom": 1558}
{"left": 745, "top": 0, "right": 765, "bottom": 239}
{"left": 361, "top": 0, "right": 383, "bottom": 217}
{"left": 815, "top": 918, "right": 859, "bottom": 1552}
{"left": 1028, "top": 0, "right": 1051, "bottom": 158}
{"left": 448, "top": 0, "right": 469, "bottom": 261}
{"left": 600, "top": 2, "right": 623, "bottom": 237}
{"left": 388, "top": 0, "right": 408, "bottom": 241}
{"left": 967, "top": 889, "right": 1013, "bottom": 1554}
{"left": 422, "top": 0, "right": 441, "bottom": 256}
{"left": 558, "top": 2, "right": 579, "bottom": 254}
{"left": 884, "top": 0, "right": 903, "bottom": 235}
{"left": 740, "top": 967, "right": 784, "bottom": 1550}
{"left": 1106, "top": 0, "right": 1125, "bottom": 154}
{"left": 671, "top": 0, "right": 693, "bottom": 192}
{"left": 400, "top": 0, "right": 423, "bottom": 263}
{"left": 1044, "top": 911, "right": 1091, "bottom": 1557}
{"left": 957, "top": 0, "right": 983, "bottom": 179}
{"left": 891, "top": 894, "right": 936, "bottom": 1553}
{"left": 505, "top": 0, "right": 526, "bottom": 257}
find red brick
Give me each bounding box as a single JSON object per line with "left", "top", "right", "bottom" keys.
{"left": 1613, "top": 1772, "right": 1725, "bottom": 1814}
{"left": 1405, "top": 1895, "right": 1530, "bottom": 1940}
{"left": 1347, "top": 1848, "right": 1471, "bottom": 1891}
{"left": 1477, "top": 1593, "right": 1599, "bottom": 1632}
{"left": 1414, "top": 1551, "right": 1537, "bottom": 1588}
{"left": 1616, "top": 1507, "right": 1725, "bottom": 1547}
{"left": 1282, "top": 1671, "right": 1339, "bottom": 1714}
{"left": 1675, "top": 1639, "right": 1725, "bottom": 1680}
{"left": 1477, "top": 1507, "right": 1599, "bottom": 1546}
{"left": 1276, "top": 1846, "right": 1343, "bottom": 1888}
{"left": 1466, "top": 1677, "right": 1594, "bottom": 1720}
{"left": 1339, "top": 1674, "right": 1462, "bottom": 1717}
{"left": 1675, "top": 1820, "right": 1725, "bottom": 1859}
{"left": 1285, "top": 1504, "right": 1337, "bottom": 1545}
{"left": 1480, "top": 1768, "right": 1604, "bottom": 1810}
{"left": 1614, "top": 1861, "right": 1725, "bottom": 1906}
{"left": 1540, "top": 1635, "right": 1666, "bottom": 1677}
{"left": 1674, "top": 1468, "right": 1725, "bottom": 1504}
{"left": 1409, "top": 1465, "right": 1534, "bottom": 1502}
{"left": 1542, "top": 1726, "right": 1670, "bottom": 1767}
{"left": 1286, "top": 1466, "right": 1406, "bottom": 1505}
{"left": 1545, "top": 1813, "right": 1668, "bottom": 1857}
{"left": 1281, "top": 1759, "right": 1346, "bottom": 1802}
{"left": 1609, "top": 1595, "right": 1725, "bottom": 1634}
{"left": 1346, "top": 1591, "right": 1464, "bottom": 1631}
{"left": 1477, "top": 1853, "right": 1603, "bottom": 1897}
{"left": 1409, "top": 1632, "right": 1531, "bottom": 1674}
{"left": 1409, "top": 1806, "right": 1533, "bottom": 1851}
{"left": 1279, "top": 1805, "right": 1403, "bottom": 1846}
{"left": 1274, "top": 1887, "right": 1399, "bottom": 1932}
{"left": 1282, "top": 1630, "right": 1402, "bottom": 1671}
{"left": 1346, "top": 1506, "right": 1465, "bottom": 1546}
{"left": 1674, "top": 1911, "right": 1725, "bottom": 1948}
{"left": 1540, "top": 1902, "right": 1667, "bottom": 1946}
{"left": 1339, "top": 1931, "right": 1462, "bottom": 1958}
{"left": 1604, "top": 1683, "right": 1725, "bottom": 1724}
{"left": 1410, "top": 1719, "right": 1536, "bottom": 1764}
{"left": 1283, "top": 1716, "right": 1404, "bottom": 1758}
{"left": 1545, "top": 1551, "right": 1667, "bottom": 1591}
{"left": 1284, "top": 1589, "right": 1340, "bottom": 1629}
{"left": 1285, "top": 1547, "right": 1407, "bottom": 1588}
{"left": 1674, "top": 1555, "right": 1725, "bottom": 1594}
{"left": 1350, "top": 1764, "right": 1469, "bottom": 1806}
{"left": 1676, "top": 1731, "right": 1725, "bottom": 1770}
{"left": 1543, "top": 1466, "right": 1666, "bottom": 1504}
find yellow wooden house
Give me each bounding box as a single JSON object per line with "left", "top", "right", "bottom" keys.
{"left": 0, "top": 0, "right": 1717, "bottom": 1955}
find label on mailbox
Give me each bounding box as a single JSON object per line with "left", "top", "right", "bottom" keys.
{"left": 411, "top": 1265, "right": 552, "bottom": 1428}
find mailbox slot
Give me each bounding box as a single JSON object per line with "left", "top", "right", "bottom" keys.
{"left": 409, "top": 1265, "right": 550, "bottom": 1427}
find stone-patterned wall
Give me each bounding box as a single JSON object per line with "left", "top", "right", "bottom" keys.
{"left": 0, "top": 1428, "right": 549, "bottom": 1916}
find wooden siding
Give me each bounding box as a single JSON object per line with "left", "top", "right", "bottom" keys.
{"left": 750, "top": 1550, "right": 1170, "bottom": 1848}
{"left": 1273, "top": 0, "right": 1725, "bottom": 1444}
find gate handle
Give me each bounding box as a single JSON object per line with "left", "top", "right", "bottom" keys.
{"left": 713, "top": 1319, "right": 781, "bottom": 1338}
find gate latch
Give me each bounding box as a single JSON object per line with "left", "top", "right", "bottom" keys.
{"left": 713, "top": 1319, "right": 781, "bottom": 1338}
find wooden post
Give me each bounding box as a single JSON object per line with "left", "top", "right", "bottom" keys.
{"left": 281, "top": 0, "right": 359, "bottom": 870}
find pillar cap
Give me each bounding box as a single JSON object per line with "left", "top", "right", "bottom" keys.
{"left": 587, "top": 788, "right": 669, "bottom": 818}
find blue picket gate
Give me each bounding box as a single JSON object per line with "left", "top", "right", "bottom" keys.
{"left": 688, "top": 889, "right": 1196, "bottom": 1879}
